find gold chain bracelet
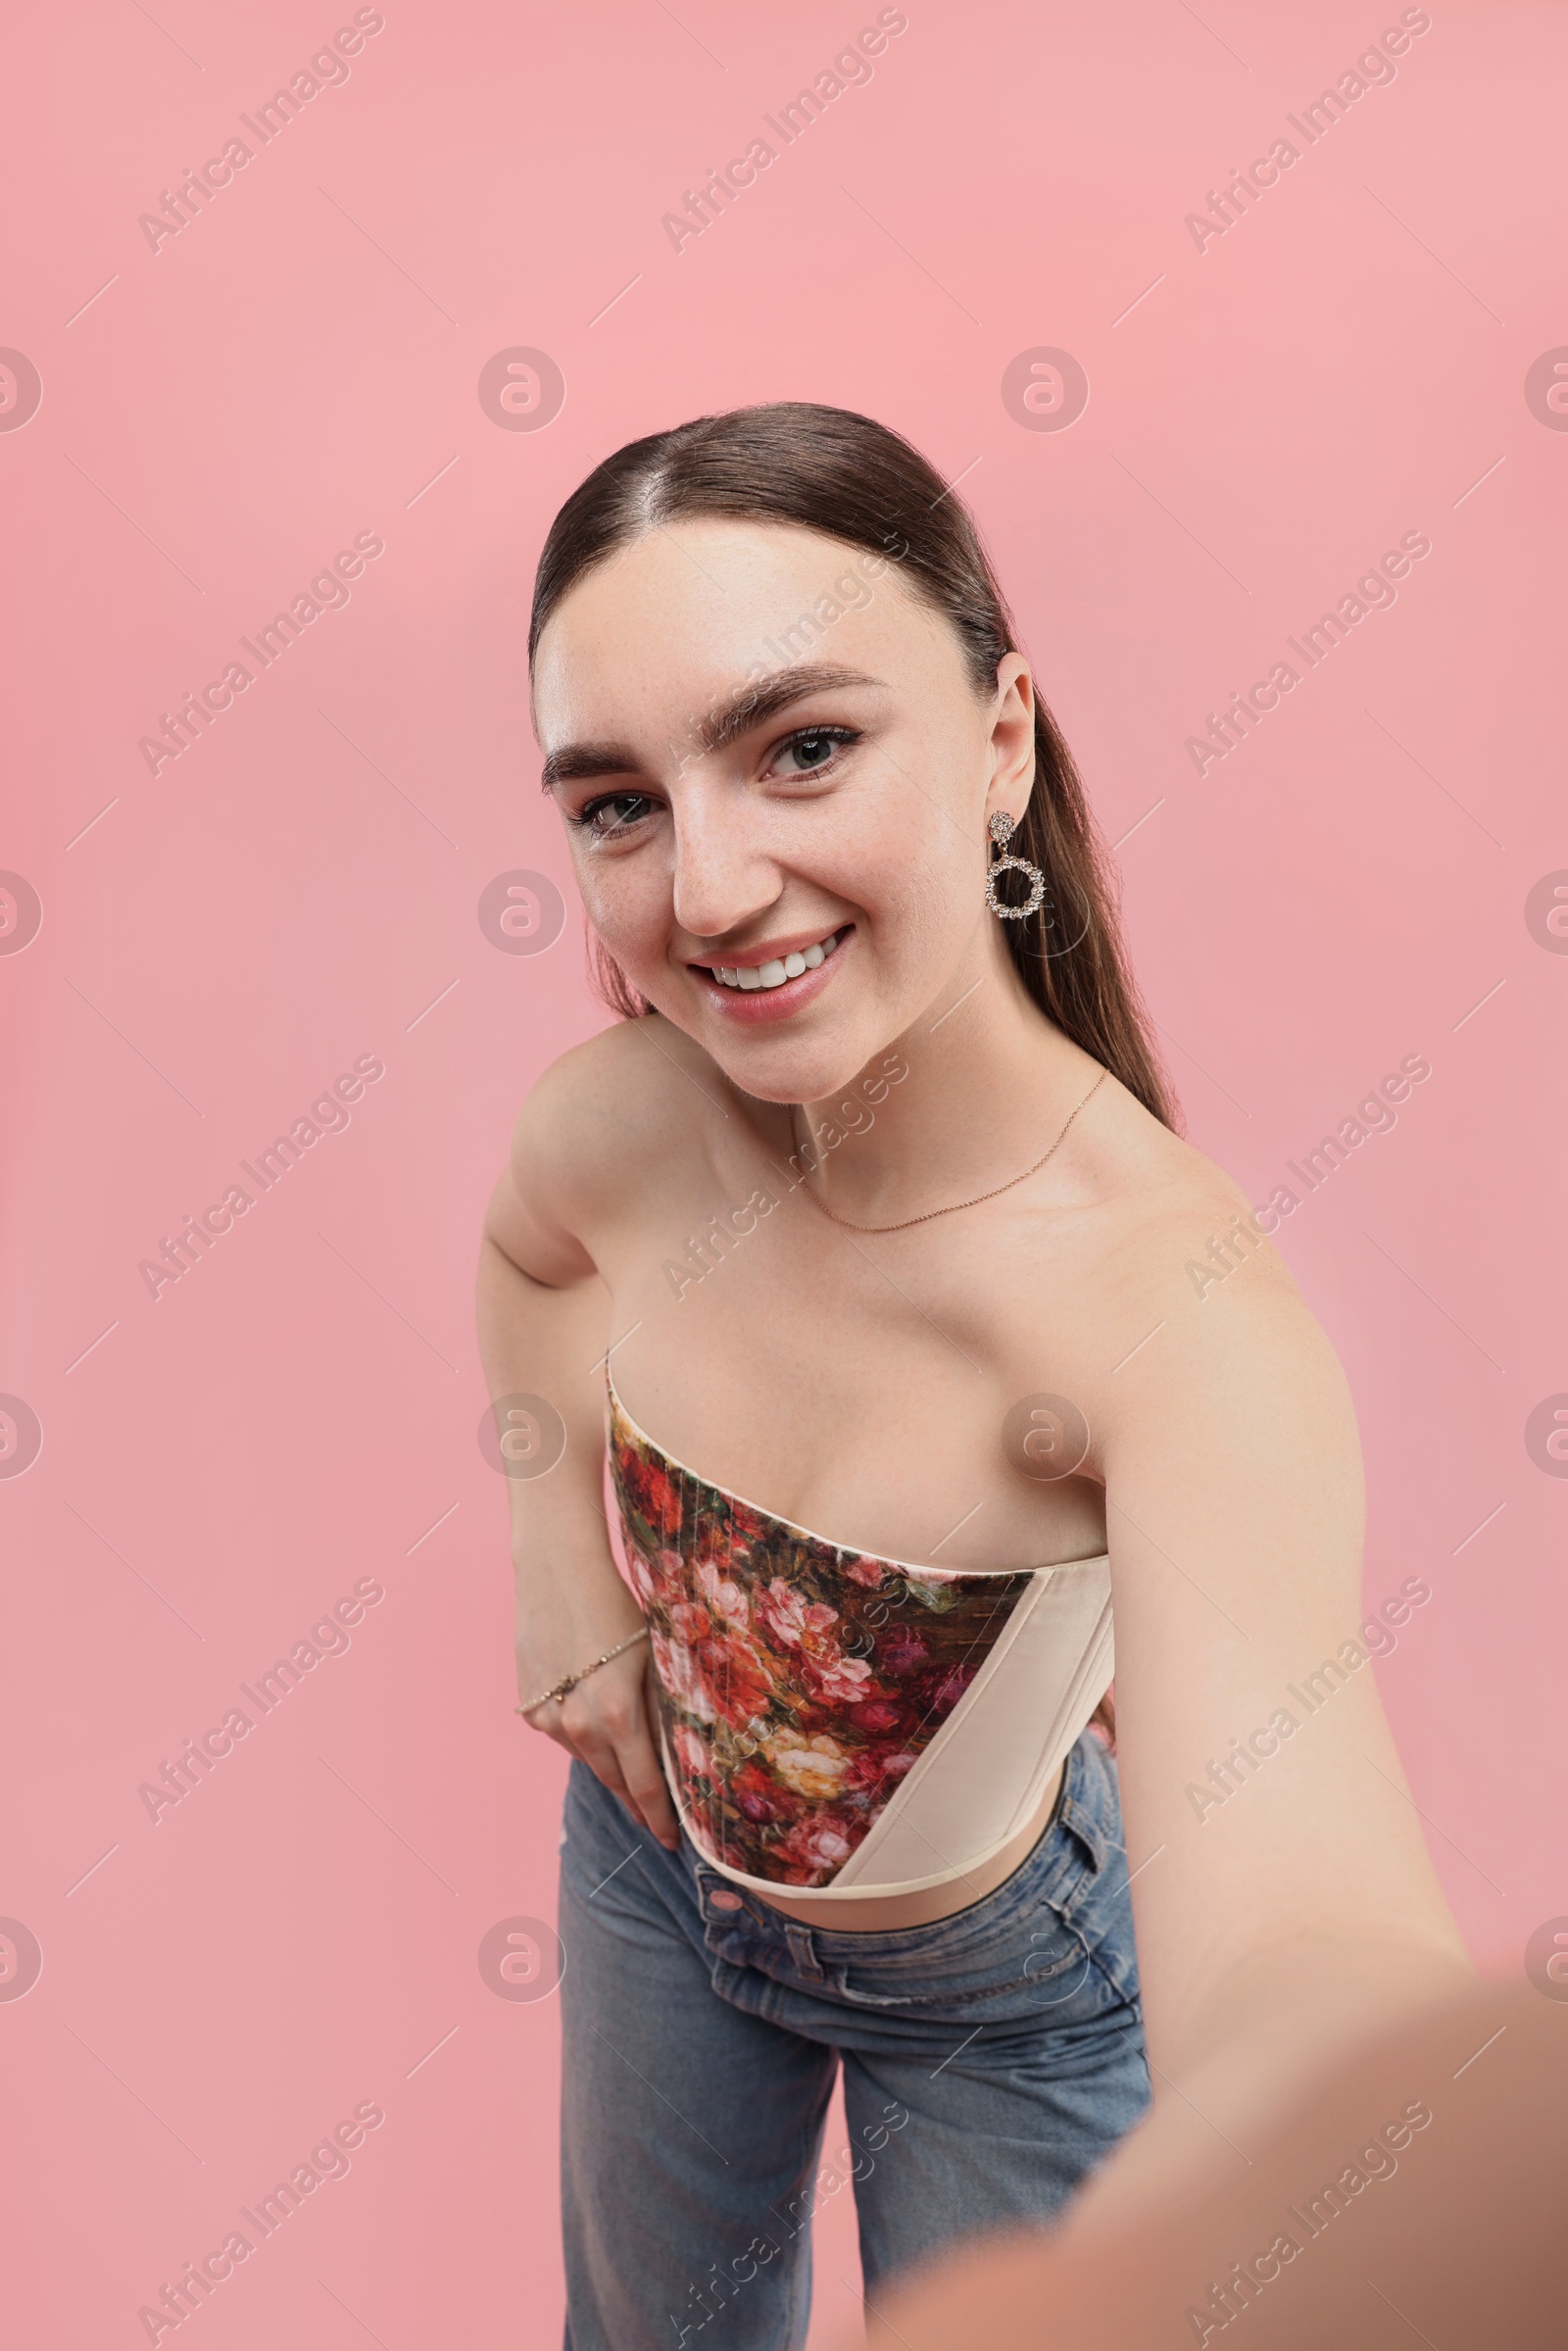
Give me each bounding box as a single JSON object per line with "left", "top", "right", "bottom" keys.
{"left": 515, "top": 1625, "right": 650, "bottom": 1717}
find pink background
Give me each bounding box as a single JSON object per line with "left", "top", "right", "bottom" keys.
{"left": 3, "top": 1, "right": 1563, "bottom": 2342}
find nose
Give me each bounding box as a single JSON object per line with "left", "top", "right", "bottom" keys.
{"left": 668, "top": 785, "right": 782, "bottom": 947}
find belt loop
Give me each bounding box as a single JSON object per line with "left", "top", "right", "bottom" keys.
{"left": 783, "top": 1921, "right": 824, "bottom": 1979}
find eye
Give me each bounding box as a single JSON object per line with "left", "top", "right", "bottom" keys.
{"left": 768, "top": 725, "right": 860, "bottom": 779}
{"left": 568, "top": 790, "right": 656, "bottom": 837}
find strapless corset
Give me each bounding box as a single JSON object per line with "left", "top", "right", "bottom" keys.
{"left": 607, "top": 1374, "right": 1114, "bottom": 1900}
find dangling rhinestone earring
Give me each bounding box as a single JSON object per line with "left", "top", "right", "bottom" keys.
{"left": 985, "top": 810, "right": 1047, "bottom": 920}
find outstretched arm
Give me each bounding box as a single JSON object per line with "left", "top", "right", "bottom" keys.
{"left": 859, "top": 1972, "right": 1560, "bottom": 2348}
{"left": 1077, "top": 1229, "right": 1471, "bottom": 2227}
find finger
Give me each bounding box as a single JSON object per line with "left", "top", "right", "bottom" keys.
{"left": 567, "top": 1676, "right": 681, "bottom": 1845}
{"left": 567, "top": 1721, "right": 655, "bottom": 1836}
{"left": 594, "top": 1664, "right": 681, "bottom": 1845}
{"left": 615, "top": 1722, "right": 681, "bottom": 1848}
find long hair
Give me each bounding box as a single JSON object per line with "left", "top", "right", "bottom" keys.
{"left": 528, "top": 400, "right": 1180, "bottom": 1137}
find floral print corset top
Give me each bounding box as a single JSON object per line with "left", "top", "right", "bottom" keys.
{"left": 608, "top": 1374, "right": 1067, "bottom": 1894}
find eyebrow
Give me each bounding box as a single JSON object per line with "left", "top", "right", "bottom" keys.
{"left": 538, "top": 662, "right": 886, "bottom": 792}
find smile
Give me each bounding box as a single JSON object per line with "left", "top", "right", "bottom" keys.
{"left": 706, "top": 928, "right": 847, "bottom": 990}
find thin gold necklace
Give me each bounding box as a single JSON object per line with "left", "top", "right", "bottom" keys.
{"left": 789, "top": 1068, "right": 1108, "bottom": 1235}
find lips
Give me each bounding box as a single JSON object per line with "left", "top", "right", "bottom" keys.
{"left": 704, "top": 927, "right": 846, "bottom": 992}
{"left": 686, "top": 925, "right": 854, "bottom": 1024}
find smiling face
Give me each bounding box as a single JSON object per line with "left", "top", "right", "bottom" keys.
{"left": 530, "top": 517, "right": 1037, "bottom": 1103}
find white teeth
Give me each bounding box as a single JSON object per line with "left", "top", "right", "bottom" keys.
{"left": 710, "top": 928, "right": 842, "bottom": 989}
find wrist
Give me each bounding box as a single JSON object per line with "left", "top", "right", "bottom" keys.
{"left": 514, "top": 1582, "right": 647, "bottom": 1693}
{"left": 516, "top": 1624, "right": 651, "bottom": 1717}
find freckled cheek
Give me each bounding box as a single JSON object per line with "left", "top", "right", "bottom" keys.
{"left": 860, "top": 810, "right": 973, "bottom": 956}
{"left": 575, "top": 857, "right": 669, "bottom": 973}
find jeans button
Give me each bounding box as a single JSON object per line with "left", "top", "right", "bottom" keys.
{"left": 709, "top": 1889, "right": 743, "bottom": 1912}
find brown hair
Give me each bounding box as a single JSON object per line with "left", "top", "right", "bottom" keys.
{"left": 529, "top": 400, "right": 1180, "bottom": 1139}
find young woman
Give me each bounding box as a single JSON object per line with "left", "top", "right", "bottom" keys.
{"left": 475, "top": 403, "right": 1472, "bottom": 2351}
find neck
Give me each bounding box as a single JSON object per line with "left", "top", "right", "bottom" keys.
{"left": 792, "top": 917, "right": 1105, "bottom": 1224}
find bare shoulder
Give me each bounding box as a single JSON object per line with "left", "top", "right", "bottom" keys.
{"left": 506, "top": 1012, "right": 713, "bottom": 1229}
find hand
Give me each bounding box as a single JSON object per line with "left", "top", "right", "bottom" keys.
{"left": 519, "top": 1639, "right": 681, "bottom": 1851}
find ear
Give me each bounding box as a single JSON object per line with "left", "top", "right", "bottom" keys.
{"left": 984, "top": 655, "right": 1037, "bottom": 831}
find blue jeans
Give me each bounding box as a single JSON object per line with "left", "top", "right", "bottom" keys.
{"left": 558, "top": 1729, "right": 1151, "bottom": 2349}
